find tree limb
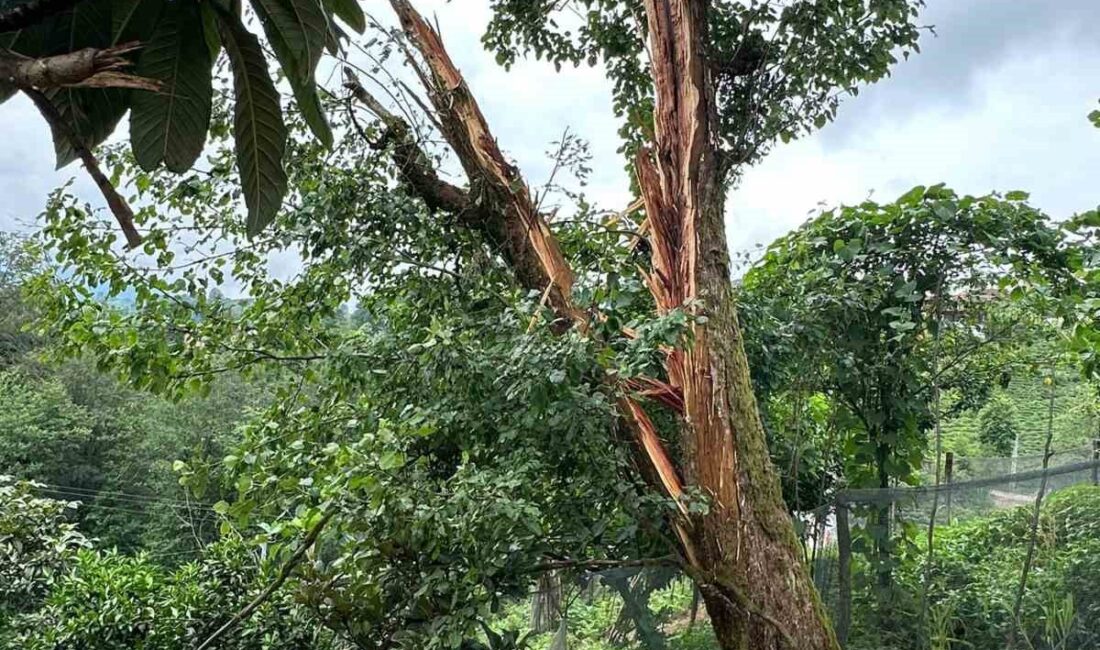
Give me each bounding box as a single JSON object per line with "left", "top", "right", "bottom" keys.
{"left": 343, "top": 68, "right": 470, "bottom": 215}
{"left": 379, "top": 0, "right": 693, "bottom": 565}
{"left": 23, "top": 87, "right": 142, "bottom": 248}
{"left": 527, "top": 555, "right": 680, "bottom": 574}
{"left": 387, "top": 0, "right": 583, "bottom": 327}
{"left": 196, "top": 511, "right": 335, "bottom": 650}
{"left": 0, "top": 43, "right": 158, "bottom": 92}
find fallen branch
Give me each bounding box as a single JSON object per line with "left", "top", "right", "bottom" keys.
{"left": 23, "top": 87, "right": 143, "bottom": 248}
{"left": 196, "top": 511, "right": 335, "bottom": 650}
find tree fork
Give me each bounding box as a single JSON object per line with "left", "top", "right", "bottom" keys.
{"left": 375, "top": 2, "right": 836, "bottom": 647}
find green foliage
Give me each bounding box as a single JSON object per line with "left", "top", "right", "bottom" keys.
{"left": 854, "top": 485, "right": 1100, "bottom": 650}
{"left": 2, "top": 538, "right": 335, "bottom": 649}
{"left": 217, "top": 8, "right": 290, "bottom": 235}
{"left": 485, "top": 0, "right": 925, "bottom": 169}
{"left": 0, "top": 477, "right": 89, "bottom": 620}
{"left": 128, "top": 0, "right": 214, "bottom": 173}
{"left": 21, "top": 97, "right": 681, "bottom": 647}
{"left": 0, "top": 370, "right": 99, "bottom": 491}
{"left": 978, "top": 395, "right": 1019, "bottom": 457}
{"left": 741, "top": 186, "right": 1080, "bottom": 491}
{"left": 0, "top": 0, "right": 365, "bottom": 231}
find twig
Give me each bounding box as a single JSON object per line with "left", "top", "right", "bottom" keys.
{"left": 1008, "top": 366, "right": 1058, "bottom": 649}
{"left": 196, "top": 511, "right": 335, "bottom": 650}
{"left": 526, "top": 555, "right": 680, "bottom": 574}
{"left": 23, "top": 88, "right": 143, "bottom": 248}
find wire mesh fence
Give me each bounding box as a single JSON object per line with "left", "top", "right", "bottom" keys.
{"left": 513, "top": 444, "right": 1100, "bottom": 650}
{"left": 799, "top": 442, "right": 1100, "bottom": 650}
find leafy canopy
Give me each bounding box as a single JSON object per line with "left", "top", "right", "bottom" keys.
{"left": 740, "top": 186, "right": 1081, "bottom": 489}
{"left": 0, "top": 0, "right": 366, "bottom": 233}
{"left": 485, "top": 0, "right": 924, "bottom": 171}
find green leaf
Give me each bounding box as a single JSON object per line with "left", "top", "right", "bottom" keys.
{"left": 110, "top": 0, "right": 161, "bottom": 45}
{"left": 1004, "top": 190, "right": 1030, "bottom": 202}
{"left": 324, "top": 0, "right": 365, "bottom": 33}
{"left": 25, "top": 0, "right": 127, "bottom": 167}
{"left": 217, "top": 8, "right": 289, "bottom": 236}
{"left": 213, "top": 500, "right": 230, "bottom": 515}
{"left": 129, "top": 0, "right": 214, "bottom": 173}
{"left": 252, "top": 0, "right": 332, "bottom": 146}
{"left": 898, "top": 185, "right": 926, "bottom": 205}
{"left": 250, "top": 0, "right": 327, "bottom": 77}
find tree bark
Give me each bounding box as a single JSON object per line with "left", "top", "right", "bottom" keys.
{"left": 634, "top": 2, "right": 836, "bottom": 648}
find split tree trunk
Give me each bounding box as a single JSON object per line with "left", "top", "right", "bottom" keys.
{"left": 370, "top": 2, "right": 837, "bottom": 648}
{"left": 634, "top": 2, "right": 836, "bottom": 648}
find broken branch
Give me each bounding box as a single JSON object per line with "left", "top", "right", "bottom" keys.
{"left": 23, "top": 87, "right": 143, "bottom": 248}
{"left": 0, "top": 43, "right": 158, "bottom": 92}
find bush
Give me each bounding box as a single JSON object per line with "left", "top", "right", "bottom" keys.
{"left": 0, "top": 477, "right": 89, "bottom": 620}
{"left": 871, "top": 485, "right": 1100, "bottom": 650}
{"left": 977, "top": 396, "right": 1018, "bottom": 457}
{"left": 3, "top": 538, "right": 336, "bottom": 649}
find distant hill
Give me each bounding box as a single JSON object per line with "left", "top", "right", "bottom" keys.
{"left": 940, "top": 369, "right": 1097, "bottom": 459}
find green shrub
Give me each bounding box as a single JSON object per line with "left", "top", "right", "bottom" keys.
{"left": 3, "top": 538, "right": 334, "bottom": 649}
{"left": 867, "top": 485, "right": 1100, "bottom": 650}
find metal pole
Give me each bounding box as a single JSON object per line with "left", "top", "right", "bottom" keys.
{"left": 836, "top": 503, "right": 852, "bottom": 649}
{"left": 1092, "top": 438, "right": 1099, "bottom": 486}
{"left": 944, "top": 452, "right": 955, "bottom": 524}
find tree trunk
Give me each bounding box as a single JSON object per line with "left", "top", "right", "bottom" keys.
{"left": 675, "top": 179, "right": 836, "bottom": 650}
{"left": 375, "top": 2, "right": 837, "bottom": 647}
{"left": 633, "top": 2, "right": 837, "bottom": 649}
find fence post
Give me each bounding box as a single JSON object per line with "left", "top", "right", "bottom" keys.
{"left": 1092, "top": 439, "right": 1099, "bottom": 486}
{"left": 944, "top": 452, "right": 954, "bottom": 524}
{"left": 836, "top": 502, "right": 852, "bottom": 649}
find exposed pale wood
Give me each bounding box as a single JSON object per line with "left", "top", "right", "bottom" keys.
{"left": 636, "top": 1, "right": 837, "bottom": 648}
{"left": 0, "top": 43, "right": 157, "bottom": 92}
{"left": 388, "top": 0, "right": 582, "bottom": 327}
{"left": 377, "top": 2, "right": 689, "bottom": 531}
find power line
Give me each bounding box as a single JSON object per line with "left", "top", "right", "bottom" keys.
{"left": 30, "top": 483, "right": 216, "bottom": 510}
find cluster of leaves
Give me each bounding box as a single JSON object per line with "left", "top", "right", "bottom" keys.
{"left": 738, "top": 186, "right": 1088, "bottom": 623}
{"left": 741, "top": 186, "right": 1081, "bottom": 489}
{"left": 1, "top": 533, "right": 336, "bottom": 649}
{"left": 20, "top": 80, "right": 692, "bottom": 647}
{"left": 976, "top": 394, "right": 1020, "bottom": 457}
{"left": 484, "top": 0, "right": 925, "bottom": 172}
{"left": 852, "top": 485, "right": 1100, "bottom": 650}
{"left": 0, "top": 0, "right": 366, "bottom": 231}
{"left": 0, "top": 477, "right": 89, "bottom": 622}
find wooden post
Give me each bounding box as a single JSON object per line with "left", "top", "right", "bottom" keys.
{"left": 836, "top": 503, "right": 852, "bottom": 648}
{"left": 944, "top": 452, "right": 955, "bottom": 524}
{"left": 1092, "top": 438, "right": 1099, "bottom": 486}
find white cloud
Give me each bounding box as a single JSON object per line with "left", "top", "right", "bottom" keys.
{"left": 730, "top": 29, "right": 1100, "bottom": 255}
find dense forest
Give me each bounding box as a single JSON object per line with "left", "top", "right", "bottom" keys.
{"left": 1, "top": 0, "right": 1100, "bottom": 649}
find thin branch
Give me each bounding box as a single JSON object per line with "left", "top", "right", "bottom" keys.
{"left": 196, "top": 511, "right": 335, "bottom": 650}
{"left": 526, "top": 555, "right": 679, "bottom": 574}
{"left": 23, "top": 87, "right": 143, "bottom": 248}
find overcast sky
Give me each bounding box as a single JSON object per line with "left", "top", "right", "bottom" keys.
{"left": 2, "top": 0, "right": 1099, "bottom": 267}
